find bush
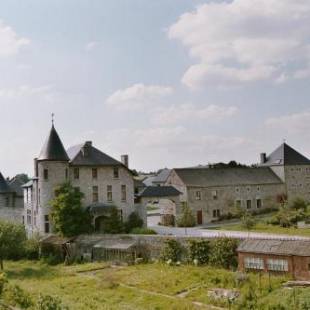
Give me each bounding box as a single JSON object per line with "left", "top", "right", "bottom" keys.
{"left": 97, "top": 206, "right": 124, "bottom": 234}
{"left": 177, "top": 203, "right": 195, "bottom": 227}
{"left": 130, "top": 227, "right": 157, "bottom": 235}
{"left": 0, "top": 273, "right": 7, "bottom": 296}
{"left": 209, "top": 238, "right": 239, "bottom": 269}
{"left": 36, "top": 294, "right": 68, "bottom": 310}
{"left": 2, "top": 284, "right": 33, "bottom": 309}
{"left": 289, "top": 197, "right": 308, "bottom": 211}
{"left": 24, "top": 237, "right": 40, "bottom": 260}
{"left": 124, "top": 212, "right": 143, "bottom": 233}
{"left": 188, "top": 240, "right": 210, "bottom": 265}
{"left": 160, "top": 239, "right": 183, "bottom": 263}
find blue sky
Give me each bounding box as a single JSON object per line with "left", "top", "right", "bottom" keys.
{"left": 0, "top": 0, "right": 310, "bottom": 177}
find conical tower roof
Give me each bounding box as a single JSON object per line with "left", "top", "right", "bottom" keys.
{"left": 38, "top": 125, "right": 69, "bottom": 161}
{"left": 0, "top": 172, "right": 11, "bottom": 193}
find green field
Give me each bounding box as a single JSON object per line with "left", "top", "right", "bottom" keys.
{"left": 2, "top": 260, "right": 310, "bottom": 309}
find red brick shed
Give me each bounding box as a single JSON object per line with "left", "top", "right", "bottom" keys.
{"left": 237, "top": 239, "right": 310, "bottom": 280}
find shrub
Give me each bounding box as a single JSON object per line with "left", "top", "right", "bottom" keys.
{"left": 130, "top": 227, "right": 157, "bottom": 235}
{"left": 97, "top": 206, "right": 124, "bottom": 233}
{"left": 160, "top": 239, "right": 183, "bottom": 263}
{"left": 188, "top": 240, "right": 210, "bottom": 265}
{"left": 24, "top": 237, "right": 40, "bottom": 260}
{"left": 0, "top": 273, "right": 7, "bottom": 296}
{"left": 209, "top": 238, "right": 239, "bottom": 269}
{"left": 289, "top": 197, "right": 308, "bottom": 211}
{"left": 237, "top": 284, "right": 258, "bottom": 310}
{"left": 2, "top": 284, "right": 33, "bottom": 308}
{"left": 124, "top": 212, "right": 144, "bottom": 233}
{"left": 36, "top": 294, "right": 68, "bottom": 310}
{"left": 177, "top": 203, "right": 195, "bottom": 227}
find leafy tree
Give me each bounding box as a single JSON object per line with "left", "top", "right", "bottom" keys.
{"left": 189, "top": 240, "right": 210, "bottom": 265}
{"left": 124, "top": 212, "right": 143, "bottom": 233}
{"left": 97, "top": 206, "right": 124, "bottom": 233}
{"left": 50, "top": 182, "right": 92, "bottom": 237}
{"left": 177, "top": 203, "right": 195, "bottom": 227}
{"left": 209, "top": 238, "right": 239, "bottom": 269}
{"left": 289, "top": 197, "right": 308, "bottom": 211}
{"left": 0, "top": 221, "right": 26, "bottom": 270}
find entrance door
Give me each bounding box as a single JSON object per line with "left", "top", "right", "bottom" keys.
{"left": 197, "top": 210, "right": 203, "bottom": 225}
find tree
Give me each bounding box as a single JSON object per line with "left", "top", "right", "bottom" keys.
{"left": 50, "top": 182, "right": 92, "bottom": 237}
{"left": 241, "top": 212, "right": 256, "bottom": 231}
{"left": 177, "top": 203, "right": 195, "bottom": 227}
{"left": 124, "top": 212, "right": 143, "bottom": 233}
{"left": 0, "top": 221, "right": 26, "bottom": 270}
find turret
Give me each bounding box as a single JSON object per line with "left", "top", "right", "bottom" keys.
{"left": 36, "top": 124, "right": 69, "bottom": 234}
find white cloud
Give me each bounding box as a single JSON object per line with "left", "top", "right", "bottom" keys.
{"left": 0, "top": 85, "right": 52, "bottom": 99}
{"left": 169, "top": 0, "right": 310, "bottom": 89}
{"left": 85, "top": 41, "right": 100, "bottom": 52}
{"left": 152, "top": 103, "right": 238, "bottom": 125}
{"left": 106, "top": 83, "right": 173, "bottom": 110}
{"left": 266, "top": 111, "right": 310, "bottom": 134}
{"left": 0, "top": 20, "right": 30, "bottom": 57}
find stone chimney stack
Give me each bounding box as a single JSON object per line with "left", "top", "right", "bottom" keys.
{"left": 260, "top": 153, "right": 267, "bottom": 164}
{"left": 82, "top": 141, "right": 92, "bottom": 157}
{"left": 121, "top": 154, "right": 129, "bottom": 168}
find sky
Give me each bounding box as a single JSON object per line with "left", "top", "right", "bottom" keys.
{"left": 1, "top": 0, "right": 310, "bottom": 177}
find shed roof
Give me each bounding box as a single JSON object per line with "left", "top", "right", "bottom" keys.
{"left": 174, "top": 167, "right": 283, "bottom": 187}
{"left": 237, "top": 239, "right": 310, "bottom": 257}
{"left": 139, "top": 186, "right": 181, "bottom": 197}
{"left": 263, "top": 143, "right": 310, "bottom": 166}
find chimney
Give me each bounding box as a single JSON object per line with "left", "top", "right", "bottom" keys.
{"left": 82, "top": 141, "right": 92, "bottom": 157}
{"left": 34, "top": 158, "right": 38, "bottom": 177}
{"left": 121, "top": 155, "right": 129, "bottom": 168}
{"left": 260, "top": 153, "right": 267, "bottom": 164}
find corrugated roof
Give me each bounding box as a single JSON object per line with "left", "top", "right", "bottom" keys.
{"left": 174, "top": 167, "right": 283, "bottom": 187}
{"left": 237, "top": 239, "right": 310, "bottom": 257}
{"left": 0, "top": 172, "right": 12, "bottom": 193}
{"left": 263, "top": 143, "right": 310, "bottom": 166}
{"left": 38, "top": 125, "right": 69, "bottom": 161}
{"left": 67, "top": 142, "right": 123, "bottom": 167}
{"left": 139, "top": 186, "right": 181, "bottom": 197}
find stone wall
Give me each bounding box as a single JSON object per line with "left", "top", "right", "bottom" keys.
{"left": 0, "top": 193, "right": 23, "bottom": 224}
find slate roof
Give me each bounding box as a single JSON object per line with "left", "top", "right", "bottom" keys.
{"left": 153, "top": 169, "right": 170, "bottom": 184}
{"left": 67, "top": 142, "right": 124, "bottom": 167}
{"left": 38, "top": 125, "right": 69, "bottom": 161}
{"left": 0, "top": 172, "right": 12, "bottom": 193}
{"left": 263, "top": 143, "right": 310, "bottom": 166}
{"left": 173, "top": 167, "right": 283, "bottom": 187}
{"left": 238, "top": 239, "right": 310, "bottom": 257}
{"left": 139, "top": 186, "right": 182, "bottom": 197}
{"left": 9, "top": 177, "right": 24, "bottom": 196}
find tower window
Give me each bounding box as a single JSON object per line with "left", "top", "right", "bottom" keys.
{"left": 121, "top": 185, "right": 126, "bottom": 202}
{"left": 44, "top": 169, "right": 48, "bottom": 180}
{"left": 92, "top": 186, "right": 99, "bottom": 203}
{"left": 74, "top": 168, "right": 79, "bottom": 179}
{"left": 92, "top": 168, "right": 98, "bottom": 179}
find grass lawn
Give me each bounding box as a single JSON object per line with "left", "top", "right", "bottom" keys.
{"left": 2, "top": 260, "right": 310, "bottom": 309}
{"left": 215, "top": 222, "right": 310, "bottom": 237}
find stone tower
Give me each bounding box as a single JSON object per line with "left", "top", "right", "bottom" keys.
{"left": 36, "top": 124, "right": 69, "bottom": 234}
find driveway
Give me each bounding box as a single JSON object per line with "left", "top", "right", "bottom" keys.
{"left": 150, "top": 225, "right": 310, "bottom": 241}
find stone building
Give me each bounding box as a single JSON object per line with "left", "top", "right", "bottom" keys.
{"left": 0, "top": 172, "right": 24, "bottom": 223}
{"left": 165, "top": 143, "right": 310, "bottom": 225}
{"left": 237, "top": 239, "right": 310, "bottom": 280}
{"left": 23, "top": 124, "right": 137, "bottom": 236}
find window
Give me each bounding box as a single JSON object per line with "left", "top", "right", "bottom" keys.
{"left": 235, "top": 187, "right": 240, "bottom": 193}
{"left": 246, "top": 200, "right": 252, "bottom": 209}
{"left": 267, "top": 259, "right": 288, "bottom": 272}
{"left": 27, "top": 210, "right": 31, "bottom": 225}
{"left": 235, "top": 200, "right": 241, "bottom": 208}
{"left": 256, "top": 199, "right": 262, "bottom": 209}
{"left": 121, "top": 185, "right": 126, "bottom": 202}
{"left": 107, "top": 185, "right": 112, "bottom": 202}
{"left": 247, "top": 187, "right": 251, "bottom": 192}
{"left": 92, "top": 168, "right": 98, "bottom": 179}
{"left": 213, "top": 209, "right": 220, "bottom": 218}
{"left": 212, "top": 190, "right": 218, "bottom": 200}
{"left": 44, "top": 169, "right": 48, "bottom": 180}
{"left": 92, "top": 186, "right": 99, "bottom": 203}
{"left": 195, "top": 191, "right": 201, "bottom": 200}
{"left": 74, "top": 167, "right": 79, "bottom": 179}
{"left": 44, "top": 215, "right": 50, "bottom": 233}
{"left": 244, "top": 257, "right": 264, "bottom": 270}
{"left": 65, "top": 168, "right": 68, "bottom": 179}
{"left": 113, "top": 167, "right": 119, "bottom": 179}
{"left": 5, "top": 195, "right": 9, "bottom": 207}
{"left": 257, "top": 186, "right": 260, "bottom": 192}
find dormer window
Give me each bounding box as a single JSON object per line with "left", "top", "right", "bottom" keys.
{"left": 113, "top": 167, "right": 119, "bottom": 179}
{"left": 44, "top": 169, "right": 48, "bottom": 180}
